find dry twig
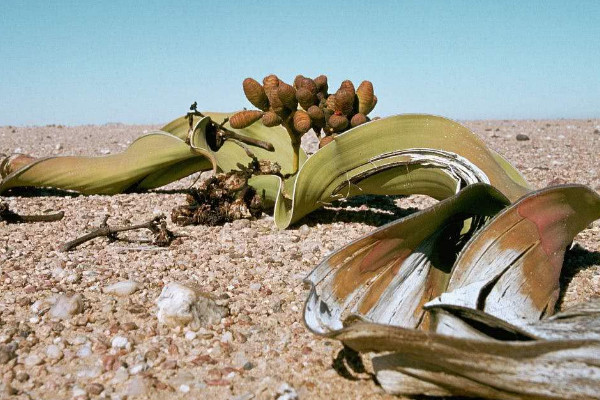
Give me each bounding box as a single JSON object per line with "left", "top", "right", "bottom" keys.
{"left": 60, "top": 214, "right": 178, "bottom": 252}
{"left": 0, "top": 202, "right": 64, "bottom": 223}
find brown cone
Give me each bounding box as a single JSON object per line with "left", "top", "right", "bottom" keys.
{"left": 262, "top": 74, "right": 279, "bottom": 90}
{"left": 277, "top": 82, "right": 298, "bottom": 111}
{"left": 314, "top": 75, "right": 328, "bottom": 93}
{"left": 300, "top": 78, "right": 317, "bottom": 95}
{"left": 243, "top": 78, "right": 269, "bottom": 111}
{"left": 296, "top": 87, "right": 316, "bottom": 110}
{"left": 350, "top": 113, "right": 367, "bottom": 128}
{"left": 319, "top": 135, "right": 335, "bottom": 148}
{"left": 292, "top": 110, "right": 312, "bottom": 134}
{"left": 325, "top": 95, "right": 336, "bottom": 111}
{"left": 356, "top": 80, "right": 375, "bottom": 115}
{"left": 307, "top": 105, "right": 324, "bottom": 123}
{"left": 262, "top": 111, "right": 282, "bottom": 127}
{"left": 229, "top": 110, "right": 264, "bottom": 129}
{"left": 339, "top": 80, "right": 355, "bottom": 93}
{"left": 328, "top": 114, "right": 349, "bottom": 132}
{"left": 293, "top": 75, "right": 305, "bottom": 89}
{"left": 334, "top": 90, "right": 355, "bottom": 116}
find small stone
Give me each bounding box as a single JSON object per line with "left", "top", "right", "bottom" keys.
{"left": 242, "top": 361, "right": 254, "bottom": 371}
{"left": 221, "top": 331, "right": 233, "bottom": 343}
{"left": 516, "top": 133, "right": 530, "bottom": 141}
{"left": 15, "top": 371, "right": 29, "bottom": 382}
{"left": 179, "top": 384, "right": 190, "bottom": 393}
{"left": 129, "top": 363, "right": 147, "bottom": 375}
{"left": 77, "top": 345, "right": 93, "bottom": 358}
{"left": 72, "top": 386, "right": 87, "bottom": 399}
{"left": 0, "top": 344, "right": 16, "bottom": 364}
{"left": 249, "top": 283, "right": 262, "bottom": 291}
{"left": 66, "top": 272, "right": 82, "bottom": 284}
{"left": 155, "top": 282, "right": 228, "bottom": 330}
{"left": 86, "top": 383, "right": 104, "bottom": 396}
{"left": 184, "top": 331, "right": 197, "bottom": 341}
{"left": 594, "top": 128, "right": 600, "bottom": 134}
{"left": 103, "top": 280, "right": 140, "bottom": 297}
{"left": 24, "top": 353, "right": 44, "bottom": 367}
{"left": 276, "top": 382, "right": 298, "bottom": 400}
{"left": 126, "top": 376, "right": 148, "bottom": 397}
{"left": 49, "top": 294, "right": 84, "bottom": 320}
{"left": 46, "top": 344, "right": 63, "bottom": 360}
{"left": 111, "top": 336, "right": 129, "bottom": 349}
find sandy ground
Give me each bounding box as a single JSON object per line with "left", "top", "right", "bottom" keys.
{"left": 1, "top": 119, "right": 600, "bottom": 399}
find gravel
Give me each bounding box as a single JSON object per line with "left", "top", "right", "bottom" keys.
{"left": 1, "top": 119, "right": 599, "bottom": 399}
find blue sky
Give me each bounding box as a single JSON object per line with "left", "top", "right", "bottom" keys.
{"left": 1, "top": 1, "right": 598, "bottom": 125}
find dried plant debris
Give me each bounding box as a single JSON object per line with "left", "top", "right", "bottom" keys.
{"left": 304, "top": 183, "right": 600, "bottom": 399}
{"left": 0, "top": 202, "right": 64, "bottom": 223}
{"left": 170, "top": 161, "right": 273, "bottom": 226}
{"left": 61, "top": 214, "right": 178, "bottom": 251}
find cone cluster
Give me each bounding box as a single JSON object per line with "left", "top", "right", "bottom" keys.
{"left": 230, "top": 74, "right": 377, "bottom": 148}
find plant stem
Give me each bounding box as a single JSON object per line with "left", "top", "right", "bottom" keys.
{"left": 60, "top": 215, "right": 173, "bottom": 252}
{"left": 0, "top": 203, "right": 64, "bottom": 223}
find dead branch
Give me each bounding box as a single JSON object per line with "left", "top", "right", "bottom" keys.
{"left": 0, "top": 202, "right": 64, "bottom": 223}
{"left": 60, "top": 214, "right": 178, "bottom": 252}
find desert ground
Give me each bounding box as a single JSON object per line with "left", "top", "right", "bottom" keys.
{"left": 1, "top": 118, "right": 599, "bottom": 399}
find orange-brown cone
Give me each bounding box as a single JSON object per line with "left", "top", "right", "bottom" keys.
{"left": 262, "top": 111, "right": 282, "bottom": 127}
{"left": 350, "top": 113, "right": 368, "bottom": 128}
{"left": 229, "top": 110, "right": 264, "bottom": 129}
{"left": 328, "top": 114, "right": 349, "bottom": 132}
{"left": 292, "top": 110, "right": 312, "bottom": 134}
{"left": 334, "top": 90, "right": 355, "bottom": 116}
{"left": 319, "top": 135, "right": 335, "bottom": 148}
{"left": 314, "top": 75, "right": 328, "bottom": 93}
{"left": 243, "top": 78, "right": 269, "bottom": 111}
{"left": 277, "top": 82, "right": 298, "bottom": 111}
{"left": 356, "top": 80, "right": 375, "bottom": 115}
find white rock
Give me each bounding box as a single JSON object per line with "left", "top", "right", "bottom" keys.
{"left": 103, "top": 281, "right": 140, "bottom": 297}
{"left": 179, "top": 384, "right": 190, "bottom": 393}
{"left": 184, "top": 331, "right": 197, "bottom": 341}
{"left": 249, "top": 283, "right": 262, "bottom": 291}
{"left": 111, "top": 336, "right": 129, "bottom": 349}
{"left": 276, "top": 383, "right": 298, "bottom": 400}
{"left": 46, "top": 344, "right": 63, "bottom": 360}
{"left": 77, "top": 345, "right": 92, "bottom": 358}
{"left": 72, "top": 385, "right": 87, "bottom": 398}
{"left": 155, "top": 282, "right": 228, "bottom": 330}
{"left": 49, "top": 294, "right": 84, "bottom": 320}
{"left": 24, "top": 353, "right": 43, "bottom": 367}
{"left": 221, "top": 331, "right": 233, "bottom": 343}
{"left": 129, "top": 363, "right": 147, "bottom": 375}
{"left": 126, "top": 376, "right": 148, "bottom": 397}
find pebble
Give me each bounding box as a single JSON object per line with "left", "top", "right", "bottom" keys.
{"left": 86, "top": 383, "right": 104, "bottom": 396}
{"left": 0, "top": 344, "right": 16, "bottom": 364}
{"left": 46, "top": 344, "right": 63, "bottom": 360}
{"left": 24, "top": 353, "right": 44, "bottom": 367}
{"left": 276, "top": 382, "right": 299, "bottom": 400}
{"left": 184, "top": 331, "right": 197, "bottom": 341}
{"left": 111, "top": 336, "right": 129, "bottom": 349}
{"left": 49, "top": 294, "right": 84, "bottom": 320}
{"left": 77, "top": 345, "right": 92, "bottom": 358}
{"left": 179, "top": 384, "right": 190, "bottom": 393}
{"left": 249, "top": 283, "right": 262, "bottom": 291}
{"left": 516, "top": 133, "right": 530, "bottom": 141}
{"left": 103, "top": 280, "right": 141, "bottom": 296}
{"left": 126, "top": 376, "right": 148, "bottom": 397}
{"left": 155, "top": 282, "right": 228, "bottom": 330}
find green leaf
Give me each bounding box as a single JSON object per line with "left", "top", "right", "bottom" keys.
{"left": 271, "top": 114, "right": 531, "bottom": 228}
